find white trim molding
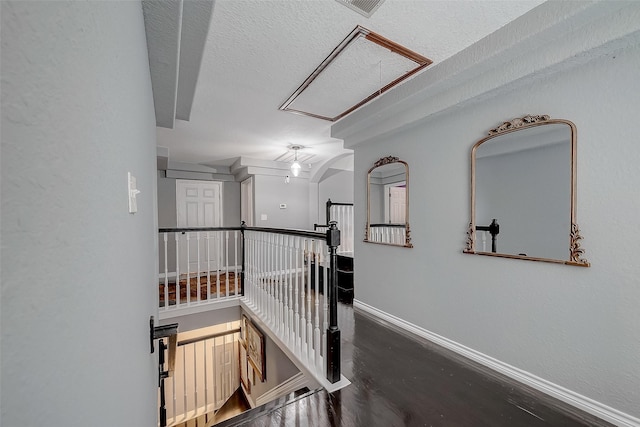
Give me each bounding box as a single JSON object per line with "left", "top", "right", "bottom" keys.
{"left": 354, "top": 300, "right": 640, "bottom": 427}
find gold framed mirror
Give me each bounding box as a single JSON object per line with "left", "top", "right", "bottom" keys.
{"left": 365, "top": 156, "right": 413, "bottom": 248}
{"left": 464, "top": 115, "right": 589, "bottom": 266}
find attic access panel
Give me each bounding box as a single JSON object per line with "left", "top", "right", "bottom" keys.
{"left": 279, "top": 26, "right": 432, "bottom": 122}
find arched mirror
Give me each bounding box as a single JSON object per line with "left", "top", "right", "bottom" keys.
{"left": 365, "top": 156, "right": 413, "bottom": 248}
{"left": 464, "top": 115, "right": 589, "bottom": 266}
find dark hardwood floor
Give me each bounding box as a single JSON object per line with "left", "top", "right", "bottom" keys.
{"left": 223, "top": 303, "right": 613, "bottom": 426}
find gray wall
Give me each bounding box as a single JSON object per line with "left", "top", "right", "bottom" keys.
{"left": 241, "top": 311, "right": 300, "bottom": 403}
{"left": 1, "top": 2, "right": 158, "bottom": 425}
{"left": 318, "top": 170, "right": 354, "bottom": 223}
{"left": 351, "top": 43, "right": 640, "bottom": 418}
{"left": 254, "top": 175, "right": 309, "bottom": 229}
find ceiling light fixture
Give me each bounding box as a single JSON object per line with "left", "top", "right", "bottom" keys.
{"left": 290, "top": 145, "right": 302, "bottom": 177}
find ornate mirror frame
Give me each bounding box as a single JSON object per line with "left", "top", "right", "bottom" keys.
{"left": 364, "top": 156, "right": 413, "bottom": 248}
{"left": 463, "top": 114, "right": 590, "bottom": 266}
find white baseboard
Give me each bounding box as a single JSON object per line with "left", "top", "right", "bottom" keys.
{"left": 256, "top": 372, "right": 308, "bottom": 406}
{"left": 353, "top": 299, "right": 640, "bottom": 427}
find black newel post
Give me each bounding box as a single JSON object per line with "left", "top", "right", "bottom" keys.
{"left": 326, "top": 199, "right": 332, "bottom": 224}
{"left": 240, "top": 221, "right": 246, "bottom": 296}
{"left": 326, "top": 221, "right": 341, "bottom": 383}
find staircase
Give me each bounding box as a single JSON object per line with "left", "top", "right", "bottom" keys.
{"left": 171, "top": 387, "right": 250, "bottom": 427}
{"left": 214, "top": 388, "right": 315, "bottom": 427}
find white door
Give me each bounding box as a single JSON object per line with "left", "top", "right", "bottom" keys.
{"left": 384, "top": 183, "right": 406, "bottom": 224}
{"left": 176, "top": 180, "right": 223, "bottom": 273}
{"left": 214, "top": 335, "right": 239, "bottom": 409}
{"left": 241, "top": 177, "right": 254, "bottom": 227}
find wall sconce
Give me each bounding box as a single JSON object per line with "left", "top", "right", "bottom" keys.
{"left": 290, "top": 145, "right": 302, "bottom": 177}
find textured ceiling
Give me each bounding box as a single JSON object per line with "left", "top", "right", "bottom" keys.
{"left": 155, "top": 0, "right": 545, "bottom": 167}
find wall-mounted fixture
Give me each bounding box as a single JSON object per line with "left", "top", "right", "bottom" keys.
{"left": 290, "top": 145, "right": 302, "bottom": 177}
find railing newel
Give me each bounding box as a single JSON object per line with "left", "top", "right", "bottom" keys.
{"left": 326, "top": 221, "right": 341, "bottom": 383}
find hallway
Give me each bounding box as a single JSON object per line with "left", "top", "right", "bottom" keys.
{"left": 220, "top": 303, "right": 612, "bottom": 426}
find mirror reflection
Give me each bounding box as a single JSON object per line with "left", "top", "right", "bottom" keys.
{"left": 365, "top": 157, "right": 412, "bottom": 247}
{"left": 465, "top": 115, "right": 589, "bottom": 266}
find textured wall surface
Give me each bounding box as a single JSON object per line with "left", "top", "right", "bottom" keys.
{"left": 1, "top": 2, "right": 158, "bottom": 425}
{"left": 254, "top": 175, "right": 310, "bottom": 229}
{"left": 350, "top": 42, "right": 640, "bottom": 420}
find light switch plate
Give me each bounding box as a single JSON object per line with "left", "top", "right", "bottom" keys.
{"left": 260, "top": 214, "right": 268, "bottom": 221}
{"left": 128, "top": 172, "right": 140, "bottom": 214}
{"left": 279, "top": 203, "right": 287, "bottom": 209}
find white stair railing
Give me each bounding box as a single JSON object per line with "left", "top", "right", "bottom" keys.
{"left": 369, "top": 224, "right": 406, "bottom": 245}
{"left": 243, "top": 228, "right": 344, "bottom": 388}
{"left": 163, "top": 329, "right": 241, "bottom": 427}
{"left": 158, "top": 228, "right": 243, "bottom": 312}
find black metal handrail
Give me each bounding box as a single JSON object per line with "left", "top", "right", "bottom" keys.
{"left": 370, "top": 223, "right": 406, "bottom": 228}
{"left": 159, "top": 226, "right": 244, "bottom": 233}
{"left": 159, "top": 225, "right": 325, "bottom": 240}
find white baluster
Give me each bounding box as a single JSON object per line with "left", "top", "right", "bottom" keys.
{"left": 306, "top": 240, "right": 313, "bottom": 360}
{"left": 247, "top": 232, "right": 253, "bottom": 303}
{"left": 196, "top": 232, "right": 201, "bottom": 302}
{"left": 175, "top": 232, "right": 180, "bottom": 306}
{"left": 171, "top": 354, "right": 177, "bottom": 423}
{"left": 163, "top": 233, "right": 168, "bottom": 310}
{"left": 282, "top": 235, "right": 289, "bottom": 340}
{"left": 182, "top": 346, "right": 187, "bottom": 418}
{"left": 269, "top": 233, "right": 275, "bottom": 325}
{"left": 206, "top": 232, "right": 211, "bottom": 301}
{"left": 258, "top": 232, "right": 267, "bottom": 314}
{"left": 288, "top": 237, "right": 295, "bottom": 344}
{"left": 234, "top": 231, "right": 238, "bottom": 296}
{"left": 294, "top": 236, "right": 301, "bottom": 350}
{"left": 279, "top": 234, "right": 285, "bottom": 332}
{"left": 216, "top": 231, "right": 221, "bottom": 299}
{"left": 203, "top": 339, "right": 208, "bottom": 411}
{"left": 193, "top": 342, "right": 198, "bottom": 413}
{"left": 314, "top": 241, "right": 321, "bottom": 370}
{"left": 211, "top": 344, "right": 219, "bottom": 414}
{"left": 186, "top": 233, "right": 191, "bottom": 304}
{"left": 225, "top": 230, "right": 229, "bottom": 298}
{"left": 272, "top": 233, "right": 278, "bottom": 329}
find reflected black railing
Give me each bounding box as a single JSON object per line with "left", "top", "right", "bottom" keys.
{"left": 476, "top": 219, "right": 500, "bottom": 253}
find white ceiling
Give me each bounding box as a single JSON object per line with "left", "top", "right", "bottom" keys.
{"left": 151, "top": 0, "right": 546, "bottom": 168}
